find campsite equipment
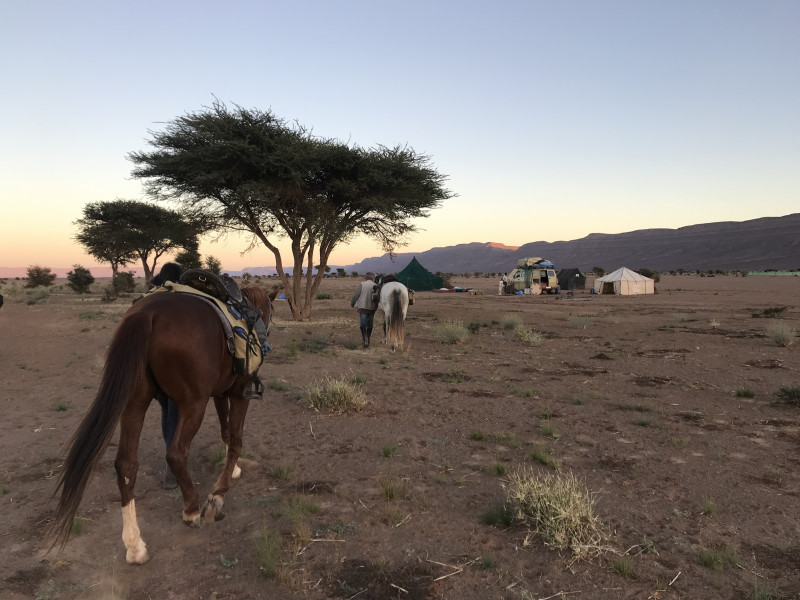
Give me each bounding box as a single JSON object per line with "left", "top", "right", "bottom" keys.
{"left": 394, "top": 257, "right": 444, "bottom": 291}
{"left": 593, "top": 267, "right": 654, "bottom": 295}
{"left": 557, "top": 268, "right": 587, "bottom": 291}
{"left": 52, "top": 286, "right": 278, "bottom": 564}
{"left": 504, "top": 257, "right": 559, "bottom": 294}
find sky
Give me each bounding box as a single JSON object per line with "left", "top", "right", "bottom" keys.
{"left": 1, "top": 1, "right": 798, "bottom": 273}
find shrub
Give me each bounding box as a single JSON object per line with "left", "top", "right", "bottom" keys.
{"left": 113, "top": 271, "right": 136, "bottom": 293}
{"left": 505, "top": 469, "right": 607, "bottom": 559}
{"left": 435, "top": 320, "right": 470, "bottom": 344}
{"left": 316, "top": 292, "right": 332, "bottom": 300}
{"left": 304, "top": 374, "right": 368, "bottom": 413}
{"left": 767, "top": 322, "right": 795, "bottom": 347}
{"left": 25, "top": 265, "right": 56, "bottom": 288}
{"left": 24, "top": 287, "right": 50, "bottom": 305}
{"left": 501, "top": 314, "right": 523, "bottom": 330}
{"left": 66, "top": 265, "right": 95, "bottom": 294}
{"left": 734, "top": 388, "right": 754, "bottom": 398}
{"left": 777, "top": 386, "right": 800, "bottom": 406}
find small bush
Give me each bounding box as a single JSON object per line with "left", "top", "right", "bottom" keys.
{"left": 66, "top": 265, "right": 95, "bottom": 293}
{"left": 777, "top": 386, "right": 800, "bottom": 406}
{"left": 304, "top": 374, "right": 368, "bottom": 413}
{"left": 505, "top": 469, "right": 607, "bottom": 559}
{"left": 113, "top": 271, "right": 136, "bottom": 293}
{"left": 501, "top": 314, "right": 523, "bottom": 330}
{"left": 26, "top": 265, "right": 57, "bottom": 288}
{"left": 734, "top": 388, "right": 754, "bottom": 398}
{"left": 435, "top": 320, "right": 470, "bottom": 344}
{"left": 767, "top": 322, "right": 795, "bottom": 347}
{"left": 316, "top": 292, "right": 332, "bottom": 300}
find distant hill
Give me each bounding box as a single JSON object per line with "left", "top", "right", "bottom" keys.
{"left": 343, "top": 214, "right": 800, "bottom": 274}
{"left": 4, "top": 214, "right": 796, "bottom": 280}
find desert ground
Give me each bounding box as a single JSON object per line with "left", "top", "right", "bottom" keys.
{"left": 1, "top": 273, "right": 799, "bottom": 600}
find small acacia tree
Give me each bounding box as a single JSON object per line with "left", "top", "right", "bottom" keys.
{"left": 26, "top": 265, "right": 57, "bottom": 288}
{"left": 66, "top": 265, "right": 95, "bottom": 293}
{"left": 75, "top": 200, "right": 203, "bottom": 282}
{"left": 129, "top": 101, "right": 453, "bottom": 320}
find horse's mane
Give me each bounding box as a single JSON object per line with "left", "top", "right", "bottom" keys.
{"left": 241, "top": 287, "right": 272, "bottom": 314}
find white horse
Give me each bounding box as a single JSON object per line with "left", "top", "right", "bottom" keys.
{"left": 379, "top": 281, "right": 409, "bottom": 351}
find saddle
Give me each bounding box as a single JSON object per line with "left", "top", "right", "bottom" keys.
{"left": 179, "top": 269, "right": 243, "bottom": 304}
{"left": 371, "top": 273, "right": 398, "bottom": 303}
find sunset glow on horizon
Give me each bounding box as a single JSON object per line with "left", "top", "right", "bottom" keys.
{"left": 2, "top": 2, "right": 798, "bottom": 274}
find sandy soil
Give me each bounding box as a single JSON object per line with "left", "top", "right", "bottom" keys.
{"left": 1, "top": 274, "right": 799, "bottom": 600}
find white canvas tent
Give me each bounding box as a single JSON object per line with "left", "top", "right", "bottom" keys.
{"left": 594, "top": 267, "right": 654, "bottom": 295}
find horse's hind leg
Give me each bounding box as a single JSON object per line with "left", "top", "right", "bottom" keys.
{"left": 203, "top": 397, "right": 251, "bottom": 523}
{"left": 114, "top": 399, "right": 150, "bottom": 564}
{"left": 165, "top": 402, "right": 206, "bottom": 526}
{"left": 213, "top": 396, "right": 241, "bottom": 479}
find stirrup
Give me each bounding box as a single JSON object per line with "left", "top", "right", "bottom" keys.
{"left": 244, "top": 377, "right": 264, "bottom": 400}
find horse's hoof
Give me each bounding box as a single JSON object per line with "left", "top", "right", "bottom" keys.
{"left": 125, "top": 541, "right": 150, "bottom": 565}
{"left": 182, "top": 510, "right": 202, "bottom": 527}
{"left": 232, "top": 463, "right": 242, "bottom": 479}
{"left": 202, "top": 494, "right": 225, "bottom": 523}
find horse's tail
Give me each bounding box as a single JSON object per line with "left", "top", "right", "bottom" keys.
{"left": 50, "top": 311, "right": 153, "bottom": 548}
{"left": 387, "top": 288, "right": 405, "bottom": 349}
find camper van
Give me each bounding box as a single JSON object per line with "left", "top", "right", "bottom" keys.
{"left": 503, "top": 257, "right": 559, "bottom": 294}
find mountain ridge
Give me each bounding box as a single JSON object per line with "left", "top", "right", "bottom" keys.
{"left": 344, "top": 213, "right": 800, "bottom": 274}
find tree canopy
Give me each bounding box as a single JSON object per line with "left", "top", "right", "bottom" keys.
{"left": 129, "top": 101, "right": 454, "bottom": 320}
{"left": 75, "top": 200, "right": 201, "bottom": 281}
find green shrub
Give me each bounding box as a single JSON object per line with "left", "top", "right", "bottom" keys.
{"left": 66, "top": 265, "right": 95, "bottom": 293}
{"left": 734, "top": 388, "right": 754, "bottom": 398}
{"left": 26, "top": 265, "right": 56, "bottom": 288}
{"left": 113, "top": 271, "right": 136, "bottom": 293}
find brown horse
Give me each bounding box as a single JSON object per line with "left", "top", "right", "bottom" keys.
{"left": 51, "top": 286, "right": 278, "bottom": 564}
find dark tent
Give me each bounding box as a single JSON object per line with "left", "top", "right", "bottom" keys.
{"left": 557, "top": 268, "right": 586, "bottom": 291}
{"left": 394, "top": 257, "right": 444, "bottom": 291}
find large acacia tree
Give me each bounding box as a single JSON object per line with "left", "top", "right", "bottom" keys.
{"left": 75, "top": 200, "right": 201, "bottom": 281}
{"left": 129, "top": 101, "right": 453, "bottom": 320}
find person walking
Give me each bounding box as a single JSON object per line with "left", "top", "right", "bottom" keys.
{"left": 350, "top": 275, "right": 378, "bottom": 348}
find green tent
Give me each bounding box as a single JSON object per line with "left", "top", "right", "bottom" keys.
{"left": 394, "top": 257, "right": 444, "bottom": 291}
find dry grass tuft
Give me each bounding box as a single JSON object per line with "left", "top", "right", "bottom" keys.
{"left": 513, "top": 325, "right": 544, "bottom": 347}
{"left": 304, "top": 374, "right": 368, "bottom": 413}
{"left": 434, "top": 320, "right": 470, "bottom": 344}
{"left": 505, "top": 469, "right": 608, "bottom": 560}
{"left": 767, "top": 322, "right": 796, "bottom": 347}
